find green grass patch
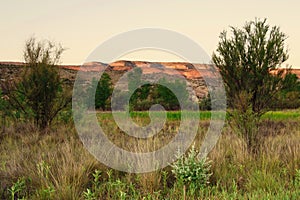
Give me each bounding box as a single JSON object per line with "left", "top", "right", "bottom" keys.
{"left": 97, "top": 109, "right": 300, "bottom": 121}
{"left": 262, "top": 110, "right": 300, "bottom": 120}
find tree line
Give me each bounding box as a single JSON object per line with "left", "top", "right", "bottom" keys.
{"left": 85, "top": 67, "right": 190, "bottom": 111}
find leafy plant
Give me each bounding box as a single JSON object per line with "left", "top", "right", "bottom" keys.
{"left": 295, "top": 169, "right": 300, "bottom": 187}
{"left": 171, "top": 145, "right": 212, "bottom": 196}
{"left": 212, "top": 18, "right": 291, "bottom": 151}
{"left": 87, "top": 73, "right": 113, "bottom": 111}
{"left": 83, "top": 188, "right": 96, "bottom": 200}
{"left": 5, "top": 37, "right": 71, "bottom": 130}
{"left": 199, "top": 94, "right": 212, "bottom": 111}
{"left": 82, "top": 169, "right": 102, "bottom": 200}
{"left": 36, "top": 186, "right": 55, "bottom": 200}
{"left": 8, "top": 177, "right": 26, "bottom": 200}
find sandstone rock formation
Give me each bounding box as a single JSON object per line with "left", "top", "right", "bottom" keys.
{"left": 1, "top": 61, "right": 299, "bottom": 103}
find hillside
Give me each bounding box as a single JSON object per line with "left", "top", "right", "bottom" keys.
{"left": 1, "top": 61, "right": 300, "bottom": 102}
{"left": 0, "top": 61, "right": 211, "bottom": 100}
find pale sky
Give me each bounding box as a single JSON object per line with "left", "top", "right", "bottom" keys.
{"left": 1, "top": 0, "right": 300, "bottom": 67}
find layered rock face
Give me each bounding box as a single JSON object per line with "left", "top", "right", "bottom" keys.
{"left": 2, "top": 60, "right": 299, "bottom": 102}
{"left": 63, "top": 60, "right": 214, "bottom": 101}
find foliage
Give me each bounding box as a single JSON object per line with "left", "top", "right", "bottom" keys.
{"left": 171, "top": 145, "right": 212, "bottom": 195}
{"left": 295, "top": 169, "right": 300, "bottom": 187}
{"left": 129, "top": 84, "right": 153, "bottom": 111}
{"left": 128, "top": 67, "right": 143, "bottom": 97}
{"left": 282, "top": 73, "right": 300, "bottom": 93}
{"left": 92, "top": 73, "right": 112, "bottom": 110}
{"left": 270, "top": 73, "right": 300, "bottom": 109}
{"left": 199, "top": 94, "right": 212, "bottom": 111}
{"left": 127, "top": 68, "right": 150, "bottom": 110}
{"left": 8, "top": 177, "right": 27, "bottom": 200}
{"left": 212, "top": 18, "right": 291, "bottom": 151}
{"left": 155, "top": 78, "right": 189, "bottom": 110}
{"left": 110, "top": 89, "right": 129, "bottom": 111}
{"left": 229, "top": 91, "right": 260, "bottom": 152}
{"left": 127, "top": 68, "right": 189, "bottom": 111}
{"left": 213, "top": 18, "right": 289, "bottom": 116}
{"left": 4, "top": 37, "right": 71, "bottom": 130}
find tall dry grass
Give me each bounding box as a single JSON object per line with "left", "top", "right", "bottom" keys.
{"left": 0, "top": 117, "right": 299, "bottom": 199}
{"left": 0, "top": 123, "right": 102, "bottom": 199}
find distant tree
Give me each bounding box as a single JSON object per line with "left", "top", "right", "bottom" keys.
{"left": 138, "top": 84, "right": 151, "bottom": 100}
{"left": 127, "top": 68, "right": 189, "bottom": 111}
{"left": 128, "top": 67, "right": 143, "bottom": 106}
{"left": 5, "top": 37, "right": 71, "bottom": 130}
{"left": 270, "top": 73, "right": 300, "bottom": 109}
{"left": 155, "top": 78, "right": 189, "bottom": 110}
{"left": 94, "top": 73, "right": 113, "bottom": 110}
{"left": 129, "top": 84, "right": 152, "bottom": 111}
{"left": 199, "top": 94, "right": 212, "bottom": 111}
{"left": 128, "top": 67, "right": 142, "bottom": 91}
{"left": 281, "top": 73, "right": 300, "bottom": 93}
{"left": 212, "top": 19, "right": 291, "bottom": 151}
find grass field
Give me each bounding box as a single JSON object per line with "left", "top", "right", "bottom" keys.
{"left": 262, "top": 109, "right": 300, "bottom": 120}
{"left": 0, "top": 110, "right": 299, "bottom": 199}
{"left": 98, "top": 109, "right": 300, "bottom": 121}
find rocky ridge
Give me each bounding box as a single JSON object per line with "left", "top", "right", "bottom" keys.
{"left": 1, "top": 61, "right": 300, "bottom": 102}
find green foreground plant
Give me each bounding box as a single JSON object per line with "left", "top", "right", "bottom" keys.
{"left": 8, "top": 177, "right": 26, "bottom": 200}
{"left": 171, "top": 145, "right": 212, "bottom": 198}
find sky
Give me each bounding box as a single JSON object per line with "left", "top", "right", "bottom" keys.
{"left": 1, "top": 0, "right": 300, "bottom": 67}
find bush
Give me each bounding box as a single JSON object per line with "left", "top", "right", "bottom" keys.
{"left": 171, "top": 145, "right": 212, "bottom": 196}
{"left": 4, "top": 38, "right": 71, "bottom": 130}
{"left": 213, "top": 19, "right": 291, "bottom": 151}
{"left": 199, "top": 95, "right": 212, "bottom": 111}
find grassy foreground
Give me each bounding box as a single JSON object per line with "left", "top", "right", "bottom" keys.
{"left": 0, "top": 111, "right": 300, "bottom": 199}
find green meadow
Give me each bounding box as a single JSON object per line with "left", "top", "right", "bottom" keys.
{"left": 98, "top": 109, "right": 300, "bottom": 121}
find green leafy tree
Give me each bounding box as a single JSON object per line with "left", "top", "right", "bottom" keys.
{"left": 6, "top": 38, "right": 71, "bottom": 130}
{"left": 282, "top": 73, "right": 300, "bottom": 93}
{"left": 129, "top": 84, "right": 152, "bottom": 111}
{"left": 127, "top": 68, "right": 189, "bottom": 111}
{"left": 271, "top": 73, "right": 300, "bottom": 109}
{"left": 199, "top": 94, "right": 212, "bottom": 111}
{"left": 128, "top": 67, "right": 143, "bottom": 106}
{"left": 212, "top": 19, "right": 291, "bottom": 151}
{"left": 127, "top": 68, "right": 153, "bottom": 111}
{"left": 155, "top": 78, "right": 189, "bottom": 110}
{"left": 94, "top": 73, "right": 113, "bottom": 110}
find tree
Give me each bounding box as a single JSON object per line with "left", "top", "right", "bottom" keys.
{"left": 6, "top": 37, "right": 71, "bottom": 130}
{"left": 126, "top": 69, "right": 189, "bottom": 111}
{"left": 94, "top": 73, "right": 113, "bottom": 110}
{"left": 199, "top": 94, "right": 212, "bottom": 111}
{"left": 212, "top": 19, "right": 290, "bottom": 151}
{"left": 155, "top": 78, "right": 188, "bottom": 110}
{"left": 128, "top": 67, "right": 143, "bottom": 106}
{"left": 270, "top": 73, "right": 300, "bottom": 109}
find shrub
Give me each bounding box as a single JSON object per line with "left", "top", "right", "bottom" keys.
{"left": 213, "top": 18, "right": 292, "bottom": 151}
{"left": 171, "top": 145, "right": 212, "bottom": 196}
{"left": 4, "top": 38, "right": 71, "bottom": 130}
